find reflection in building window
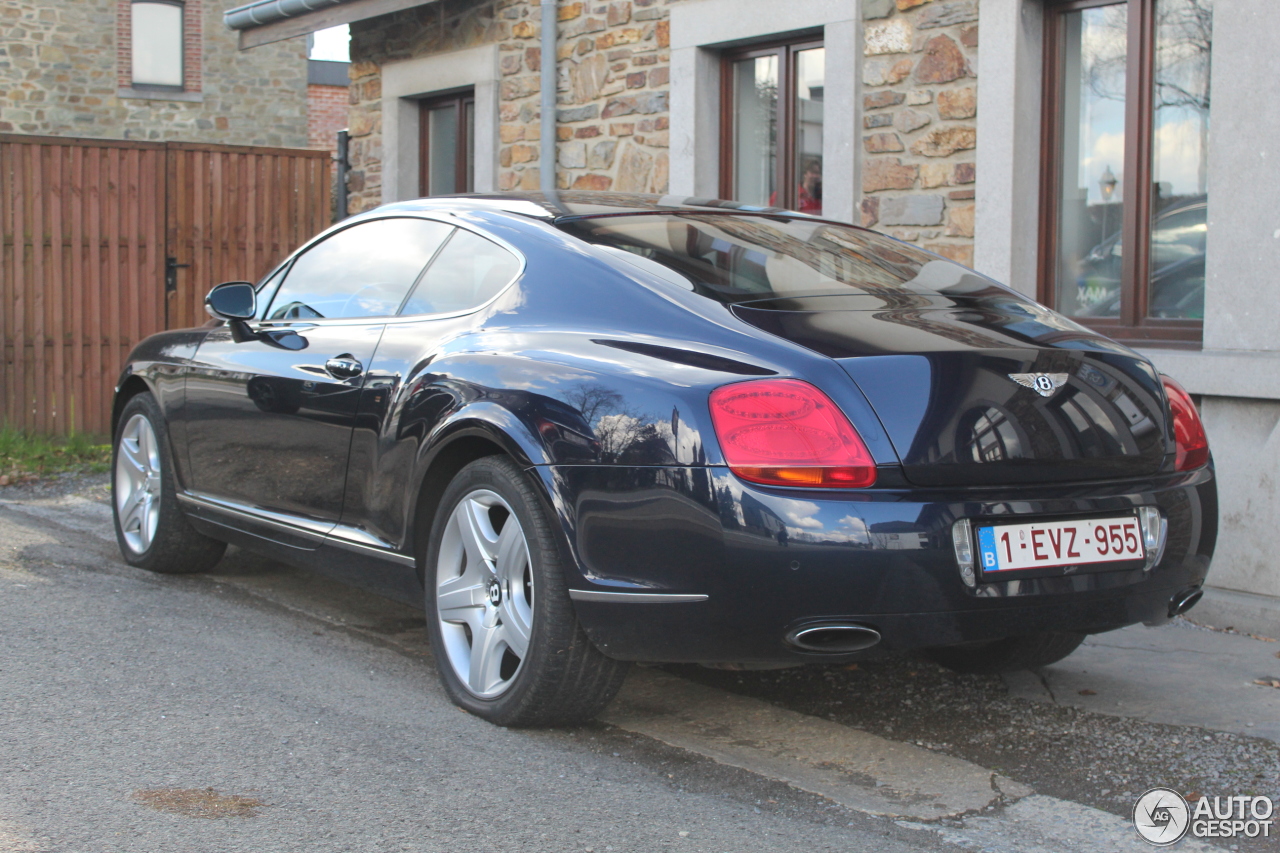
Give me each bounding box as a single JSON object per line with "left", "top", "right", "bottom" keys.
{"left": 723, "top": 39, "right": 825, "bottom": 214}
{"left": 962, "top": 406, "right": 1024, "bottom": 463}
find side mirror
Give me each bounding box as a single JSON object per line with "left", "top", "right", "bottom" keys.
{"left": 204, "top": 281, "right": 257, "bottom": 321}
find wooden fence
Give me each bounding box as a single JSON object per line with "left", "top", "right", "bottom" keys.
{"left": 0, "top": 134, "right": 330, "bottom": 436}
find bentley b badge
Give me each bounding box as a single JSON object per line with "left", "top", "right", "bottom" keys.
{"left": 1009, "top": 373, "right": 1069, "bottom": 398}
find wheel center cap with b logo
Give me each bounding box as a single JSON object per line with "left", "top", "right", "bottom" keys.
{"left": 487, "top": 579, "right": 502, "bottom": 607}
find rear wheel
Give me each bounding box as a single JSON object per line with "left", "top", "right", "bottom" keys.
{"left": 424, "top": 456, "right": 629, "bottom": 726}
{"left": 112, "top": 392, "right": 226, "bottom": 574}
{"left": 924, "top": 631, "right": 1086, "bottom": 674}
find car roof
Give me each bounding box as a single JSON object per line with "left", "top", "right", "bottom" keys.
{"left": 374, "top": 191, "right": 822, "bottom": 223}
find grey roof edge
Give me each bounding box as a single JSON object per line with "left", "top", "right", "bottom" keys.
{"left": 225, "top": 0, "right": 348, "bottom": 30}
{"left": 307, "top": 59, "right": 351, "bottom": 86}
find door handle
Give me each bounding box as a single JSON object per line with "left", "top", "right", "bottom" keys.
{"left": 325, "top": 355, "right": 363, "bottom": 379}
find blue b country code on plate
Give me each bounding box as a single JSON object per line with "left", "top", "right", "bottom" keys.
{"left": 977, "top": 525, "right": 1000, "bottom": 573}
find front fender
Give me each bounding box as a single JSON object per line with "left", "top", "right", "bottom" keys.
{"left": 111, "top": 329, "right": 207, "bottom": 488}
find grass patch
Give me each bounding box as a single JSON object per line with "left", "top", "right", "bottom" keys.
{"left": 0, "top": 428, "right": 111, "bottom": 485}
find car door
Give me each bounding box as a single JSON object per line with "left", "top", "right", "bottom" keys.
{"left": 338, "top": 225, "right": 526, "bottom": 550}
{"left": 183, "top": 216, "right": 454, "bottom": 527}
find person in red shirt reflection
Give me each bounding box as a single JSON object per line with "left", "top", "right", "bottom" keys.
{"left": 770, "top": 159, "right": 823, "bottom": 215}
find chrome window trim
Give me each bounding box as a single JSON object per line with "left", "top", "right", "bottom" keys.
{"left": 257, "top": 212, "right": 527, "bottom": 325}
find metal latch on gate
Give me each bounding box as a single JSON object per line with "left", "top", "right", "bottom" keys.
{"left": 165, "top": 257, "right": 190, "bottom": 294}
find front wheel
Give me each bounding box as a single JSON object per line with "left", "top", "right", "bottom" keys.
{"left": 112, "top": 392, "right": 226, "bottom": 574}
{"left": 424, "top": 456, "right": 629, "bottom": 726}
{"left": 923, "top": 631, "right": 1086, "bottom": 674}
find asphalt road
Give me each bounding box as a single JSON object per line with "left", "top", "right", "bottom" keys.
{"left": 0, "top": 475, "right": 959, "bottom": 853}
{"left": 2, "top": 474, "right": 1275, "bottom": 852}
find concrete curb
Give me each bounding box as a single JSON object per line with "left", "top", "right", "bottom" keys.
{"left": 1190, "top": 586, "right": 1280, "bottom": 639}
{"left": 602, "top": 668, "right": 1032, "bottom": 820}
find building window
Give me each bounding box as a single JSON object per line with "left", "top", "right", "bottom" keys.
{"left": 1039, "top": 0, "right": 1213, "bottom": 346}
{"left": 720, "top": 38, "right": 825, "bottom": 214}
{"left": 131, "top": 1, "right": 185, "bottom": 89}
{"left": 419, "top": 91, "right": 475, "bottom": 196}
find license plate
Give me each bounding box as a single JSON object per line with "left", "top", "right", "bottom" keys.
{"left": 976, "top": 515, "right": 1145, "bottom": 575}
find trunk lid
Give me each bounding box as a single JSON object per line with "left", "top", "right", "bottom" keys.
{"left": 732, "top": 294, "right": 1171, "bottom": 487}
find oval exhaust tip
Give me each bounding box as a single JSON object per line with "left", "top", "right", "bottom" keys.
{"left": 786, "top": 623, "right": 881, "bottom": 653}
{"left": 1169, "top": 588, "right": 1204, "bottom": 617}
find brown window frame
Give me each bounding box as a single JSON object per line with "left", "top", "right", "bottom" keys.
{"left": 1038, "top": 0, "right": 1203, "bottom": 348}
{"left": 719, "top": 35, "right": 823, "bottom": 211}
{"left": 418, "top": 89, "right": 475, "bottom": 197}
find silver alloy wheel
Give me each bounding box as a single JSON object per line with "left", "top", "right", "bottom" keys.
{"left": 114, "top": 413, "right": 162, "bottom": 554}
{"left": 435, "top": 489, "right": 535, "bottom": 699}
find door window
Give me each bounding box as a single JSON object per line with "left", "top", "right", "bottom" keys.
{"left": 420, "top": 91, "right": 476, "bottom": 196}
{"left": 399, "top": 229, "right": 521, "bottom": 316}
{"left": 265, "top": 218, "right": 453, "bottom": 320}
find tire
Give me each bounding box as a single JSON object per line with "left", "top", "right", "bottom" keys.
{"left": 424, "top": 456, "right": 630, "bottom": 727}
{"left": 112, "top": 392, "right": 227, "bottom": 574}
{"left": 923, "top": 631, "right": 1086, "bottom": 674}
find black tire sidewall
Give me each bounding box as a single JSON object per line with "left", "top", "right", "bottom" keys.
{"left": 423, "top": 457, "right": 577, "bottom": 725}
{"left": 111, "top": 391, "right": 223, "bottom": 573}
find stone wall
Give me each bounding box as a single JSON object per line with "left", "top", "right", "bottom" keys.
{"left": 346, "top": 0, "right": 980, "bottom": 269}
{"left": 0, "top": 0, "right": 309, "bottom": 147}
{"left": 346, "top": 0, "right": 672, "bottom": 211}
{"left": 540, "top": 0, "right": 672, "bottom": 193}
{"left": 347, "top": 0, "right": 522, "bottom": 212}
{"left": 859, "top": 0, "right": 978, "bottom": 266}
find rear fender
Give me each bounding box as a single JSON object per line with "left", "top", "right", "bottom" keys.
{"left": 405, "top": 405, "right": 591, "bottom": 588}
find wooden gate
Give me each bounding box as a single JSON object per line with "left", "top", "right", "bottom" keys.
{"left": 0, "top": 134, "right": 330, "bottom": 436}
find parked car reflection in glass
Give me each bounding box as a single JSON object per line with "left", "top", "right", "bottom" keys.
{"left": 1076, "top": 197, "right": 1206, "bottom": 319}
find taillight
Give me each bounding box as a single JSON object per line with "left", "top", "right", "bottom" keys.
{"left": 708, "top": 379, "right": 876, "bottom": 487}
{"left": 1160, "top": 375, "right": 1209, "bottom": 471}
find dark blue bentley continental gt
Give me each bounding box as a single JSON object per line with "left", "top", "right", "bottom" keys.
{"left": 111, "top": 193, "right": 1216, "bottom": 726}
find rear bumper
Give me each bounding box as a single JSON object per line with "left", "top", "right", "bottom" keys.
{"left": 544, "top": 465, "right": 1217, "bottom": 663}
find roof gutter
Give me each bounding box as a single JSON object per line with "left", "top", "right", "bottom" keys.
{"left": 226, "top": 0, "right": 436, "bottom": 49}
{"left": 225, "top": 0, "right": 345, "bottom": 30}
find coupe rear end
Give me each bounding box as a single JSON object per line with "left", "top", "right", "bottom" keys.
{"left": 554, "top": 209, "right": 1215, "bottom": 670}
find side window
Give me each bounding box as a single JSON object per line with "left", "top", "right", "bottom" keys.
{"left": 399, "top": 229, "right": 521, "bottom": 316}
{"left": 254, "top": 264, "right": 287, "bottom": 318}
{"left": 266, "top": 218, "right": 453, "bottom": 320}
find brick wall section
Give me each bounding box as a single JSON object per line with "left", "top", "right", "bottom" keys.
{"left": 307, "top": 83, "right": 348, "bottom": 152}
{"left": 859, "top": 0, "right": 978, "bottom": 266}
{"left": 0, "top": 0, "right": 309, "bottom": 146}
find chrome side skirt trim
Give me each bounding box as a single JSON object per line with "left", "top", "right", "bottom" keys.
{"left": 568, "top": 590, "right": 708, "bottom": 604}
{"left": 324, "top": 531, "right": 417, "bottom": 568}
{"left": 177, "top": 492, "right": 332, "bottom": 542}
{"left": 177, "top": 492, "right": 415, "bottom": 568}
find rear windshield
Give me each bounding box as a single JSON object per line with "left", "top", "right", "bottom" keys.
{"left": 558, "top": 213, "right": 994, "bottom": 304}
